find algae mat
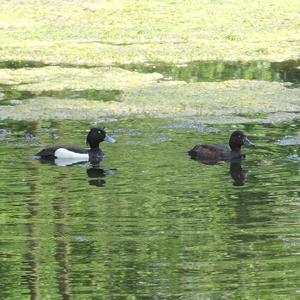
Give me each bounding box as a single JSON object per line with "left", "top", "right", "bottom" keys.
{"left": 0, "top": 0, "right": 299, "bottom": 64}
{"left": 0, "top": 66, "right": 299, "bottom": 123}
{"left": 0, "top": 1, "right": 299, "bottom": 123}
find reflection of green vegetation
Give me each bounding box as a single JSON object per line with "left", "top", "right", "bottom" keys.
{"left": 0, "top": 1, "right": 299, "bottom": 64}
{"left": 1, "top": 119, "right": 300, "bottom": 298}
{"left": 119, "top": 60, "right": 300, "bottom": 83}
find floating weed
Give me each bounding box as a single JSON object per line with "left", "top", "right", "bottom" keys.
{"left": 0, "top": 1, "right": 299, "bottom": 64}
{"left": 0, "top": 80, "right": 299, "bottom": 124}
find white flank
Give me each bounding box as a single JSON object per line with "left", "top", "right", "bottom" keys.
{"left": 54, "top": 158, "right": 89, "bottom": 167}
{"left": 54, "top": 148, "right": 89, "bottom": 160}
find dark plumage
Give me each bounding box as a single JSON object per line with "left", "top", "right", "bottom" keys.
{"left": 34, "top": 128, "right": 116, "bottom": 163}
{"left": 188, "top": 130, "right": 255, "bottom": 163}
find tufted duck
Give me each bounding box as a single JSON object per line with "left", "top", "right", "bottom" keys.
{"left": 34, "top": 128, "right": 116, "bottom": 163}
{"left": 188, "top": 130, "right": 255, "bottom": 163}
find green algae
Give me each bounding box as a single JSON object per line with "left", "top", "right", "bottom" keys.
{"left": 1, "top": 79, "right": 299, "bottom": 124}
{"left": 0, "top": 1, "right": 299, "bottom": 123}
{"left": 0, "top": 0, "right": 299, "bottom": 65}
{"left": 0, "top": 66, "right": 163, "bottom": 91}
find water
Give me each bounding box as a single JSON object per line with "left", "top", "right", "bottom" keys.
{"left": 0, "top": 118, "right": 300, "bottom": 299}
{"left": 0, "top": 59, "right": 299, "bottom": 106}
{"left": 118, "top": 60, "right": 300, "bottom": 85}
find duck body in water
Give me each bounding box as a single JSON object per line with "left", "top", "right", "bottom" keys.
{"left": 34, "top": 128, "right": 116, "bottom": 164}
{"left": 188, "top": 130, "right": 255, "bottom": 163}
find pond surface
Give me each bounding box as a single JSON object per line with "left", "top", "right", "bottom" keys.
{"left": 118, "top": 60, "right": 300, "bottom": 85}
{"left": 0, "top": 118, "right": 300, "bottom": 299}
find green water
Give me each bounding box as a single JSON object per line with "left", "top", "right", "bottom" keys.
{"left": 118, "top": 60, "right": 300, "bottom": 85}
{"left": 0, "top": 118, "right": 300, "bottom": 299}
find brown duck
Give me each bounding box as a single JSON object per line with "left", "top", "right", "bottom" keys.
{"left": 188, "top": 130, "right": 255, "bottom": 163}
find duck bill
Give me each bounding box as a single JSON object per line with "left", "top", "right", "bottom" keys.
{"left": 244, "top": 137, "right": 255, "bottom": 147}
{"left": 104, "top": 135, "right": 116, "bottom": 143}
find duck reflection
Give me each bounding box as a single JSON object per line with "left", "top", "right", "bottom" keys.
{"left": 190, "top": 156, "right": 248, "bottom": 186}
{"left": 87, "top": 165, "right": 106, "bottom": 187}
{"left": 37, "top": 157, "right": 116, "bottom": 187}
{"left": 87, "top": 163, "right": 117, "bottom": 187}
{"left": 230, "top": 162, "right": 248, "bottom": 186}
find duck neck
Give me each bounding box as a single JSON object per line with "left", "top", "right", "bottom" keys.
{"left": 89, "top": 141, "right": 100, "bottom": 150}
{"left": 229, "top": 142, "right": 241, "bottom": 152}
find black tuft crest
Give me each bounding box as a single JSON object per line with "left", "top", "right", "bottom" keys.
{"left": 86, "top": 128, "right": 106, "bottom": 147}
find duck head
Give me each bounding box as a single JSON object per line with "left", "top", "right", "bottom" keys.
{"left": 229, "top": 130, "right": 255, "bottom": 151}
{"left": 86, "top": 128, "right": 116, "bottom": 148}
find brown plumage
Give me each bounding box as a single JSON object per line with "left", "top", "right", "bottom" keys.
{"left": 188, "top": 130, "right": 255, "bottom": 163}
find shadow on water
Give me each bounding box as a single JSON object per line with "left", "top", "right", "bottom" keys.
{"left": 117, "top": 60, "right": 300, "bottom": 84}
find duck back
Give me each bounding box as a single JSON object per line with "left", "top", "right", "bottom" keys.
{"left": 188, "top": 144, "right": 231, "bottom": 160}
{"left": 188, "top": 130, "right": 254, "bottom": 163}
